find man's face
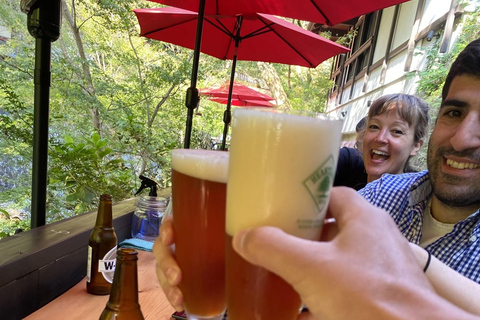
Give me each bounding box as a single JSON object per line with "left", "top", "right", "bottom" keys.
{"left": 427, "top": 75, "right": 480, "bottom": 207}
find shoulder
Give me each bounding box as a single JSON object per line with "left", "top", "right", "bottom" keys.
{"left": 358, "top": 171, "right": 429, "bottom": 205}
{"left": 335, "top": 148, "right": 366, "bottom": 189}
{"left": 338, "top": 147, "right": 363, "bottom": 165}
{"left": 339, "top": 147, "right": 362, "bottom": 158}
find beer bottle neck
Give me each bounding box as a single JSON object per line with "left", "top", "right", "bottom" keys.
{"left": 95, "top": 198, "right": 113, "bottom": 228}
{"left": 107, "top": 250, "right": 141, "bottom": 309}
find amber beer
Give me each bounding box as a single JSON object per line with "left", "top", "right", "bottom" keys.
{"left": 171, "top": 149, "right": 229, "bottom": 320}
{"left": 226, "top": 108, "right": 343, "bottom": 320}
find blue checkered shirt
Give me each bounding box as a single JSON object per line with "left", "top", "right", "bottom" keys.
{"left": 359, "top": 170, "right": 480, "bottom": 283}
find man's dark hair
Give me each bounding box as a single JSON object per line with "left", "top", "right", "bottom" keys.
{"left": 442, "top": 38, "right": 480, "bottom": 101}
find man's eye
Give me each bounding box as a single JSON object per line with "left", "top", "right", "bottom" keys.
{"left": 444, "top": 109, "right": 462, "bottom": 118}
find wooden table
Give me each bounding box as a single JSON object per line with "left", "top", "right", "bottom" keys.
{"left": 25, "top": 250, "right": 175, "bottom": 320}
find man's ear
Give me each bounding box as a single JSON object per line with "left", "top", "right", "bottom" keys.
{"left": 410, "top": 139, "right": 424, "bottom": 156}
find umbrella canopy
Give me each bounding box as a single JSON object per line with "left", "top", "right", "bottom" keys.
{"left": 146, "top": 0, "right": 411, "bottom": 150}
{"left": 135, "top": 7, "right": 349, "bottom": 149}
{"left": 149, "top": 0, "right": 412, "bottom": 26}
{"left": 200, "top": 82, "right": 274, "bottom": 102}
{"left": 135, "top": 7, "right": 348, "bottom": 68}
{"left": 207, "top": 97, "right": 274, "bottom": 107}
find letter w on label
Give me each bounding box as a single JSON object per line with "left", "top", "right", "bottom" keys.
{"left": 99, "top": 259, "right": 116, "bottom": 272}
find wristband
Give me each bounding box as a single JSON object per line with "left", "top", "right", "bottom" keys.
{"left": 423, "top": 249, "right": 432, "bottom": 272}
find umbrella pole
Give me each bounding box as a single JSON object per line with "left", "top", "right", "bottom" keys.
{"left": 219, "top": 57, "right": 236, "bottom": 151}
{"left": 31, "top": 38, "right": 51, "bottom": 228}
{"left": 183, "top": 0, "right": 206, "bottom": 149}
{"left": 220, "top": 16, "right": 243, "bottom": 151}
{"left": 24, "top": 0, "right": 61, "bottom": 228}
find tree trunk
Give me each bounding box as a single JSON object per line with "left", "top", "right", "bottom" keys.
{"left": 149, "top": 85, "right": 176, "bottom": 128}
{"left": 61, "top": 0, "right": 101, "bottom": 132}
{"left": 288, "top": 65, "right": 292, "bottom": 89}
{"left": 257, "top": 62, "right": 290, "bottom": 109}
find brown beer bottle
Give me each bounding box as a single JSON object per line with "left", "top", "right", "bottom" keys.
{"left": 99, "top": 248, "right": 145, "bottom": 320}
{"left": 87, "top": 194, "right": 118, "bottom": 295}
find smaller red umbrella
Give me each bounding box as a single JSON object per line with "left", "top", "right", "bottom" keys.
{"left": 200, "top": 82, "right": 274, "bottom": 102}
{"left": 207, "top": 97, "right": 274, "bottom": 107}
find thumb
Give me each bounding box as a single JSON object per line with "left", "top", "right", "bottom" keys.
{"left": 232, "top": 226, "right": 323, "bottom": 287}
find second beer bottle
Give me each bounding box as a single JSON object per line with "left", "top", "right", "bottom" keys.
{"left": 87, "top": 194, "right": 118, "bottom": 295}
{"left": 99, "top": 248, "right": 144, "bottom": 320}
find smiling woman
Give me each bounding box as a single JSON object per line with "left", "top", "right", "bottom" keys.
{"left": 334, "top": 93, "right": 430, "bottom": 189}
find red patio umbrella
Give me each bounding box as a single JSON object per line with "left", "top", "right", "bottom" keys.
{"left": 134, "top": 7, "right": 349, "bottom": 149}
{"left": 149, "top": 0, "right": 412, "bottom": 26}
{"left": 200, "top": 82, "right": 274, "bottom": 103}
{"left": 207, "top": 97, "right": 274, "bottom": 107}
{"left": 147, "top": 0, "right": 412, "bottom": 150}
{"left": 135, "top": 8, "right": 347, "bottom": 66}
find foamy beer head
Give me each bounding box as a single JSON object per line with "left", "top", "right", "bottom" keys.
{"left": 226, "top": 108, "right": 343, "bottom": 239}
{"left": 171, "top": 149, "right": 228, "bottom": 183}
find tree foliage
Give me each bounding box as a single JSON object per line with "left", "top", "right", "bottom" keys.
{"left": 415, "top": 6, "right": 480, "bottom": 117}
{"left": 0, "top": 0, "right": 336, "bottom": 237}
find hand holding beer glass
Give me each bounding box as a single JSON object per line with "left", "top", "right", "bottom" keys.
{"left": 171, "top": 149, "right": 229, "bottom": 320}
{"left": 226, "top": 108, "right": 343, "bottom": 319}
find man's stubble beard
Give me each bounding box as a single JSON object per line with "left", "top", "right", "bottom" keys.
{"left": 427, "top": 143, "right": 480, "bottom": 208}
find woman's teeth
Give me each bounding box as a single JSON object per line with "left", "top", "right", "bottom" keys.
{"left": 446, "top": 159, "right": 480, "bottom": 169}
{"left": 372, "top": 150, "right": 389, "bottom": 156}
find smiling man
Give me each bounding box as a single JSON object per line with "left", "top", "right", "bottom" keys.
{"left": 359, "top": 38, "right": 480, "bottom": 283}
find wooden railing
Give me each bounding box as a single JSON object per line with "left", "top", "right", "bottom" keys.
{"left": 0, "top": 188, "right": 171, "bottom": 320}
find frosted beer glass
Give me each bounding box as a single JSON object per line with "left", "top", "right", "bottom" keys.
{"left": 226, "top": 108, "right": 343, "bottom": 320}
{"left": 171, "top": 149, "right": 229, "bottom": 320}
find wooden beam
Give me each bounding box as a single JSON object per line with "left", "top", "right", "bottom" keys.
{"left": 349, "top": 15, "right": 368, "bottom": 99}
{"left": 363, "top": 10, "right": 382, "bottom": 92}
{"left": 344, "top": 38, "right": 373, "bottom": 66}
{"left": 440, "top": 0, "right": 456, "bottom": 53}
{"left": 380, "top": 5, "right": 400, "bottom": 85}
{"left": 405, "top": 0, "right": 425, "bottom": 72}
{"left": 337, "top": 53, "right": 347, "bottom": 105}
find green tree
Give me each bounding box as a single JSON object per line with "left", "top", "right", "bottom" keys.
{"left": 0, "top": 0, "right": 339, "bottom": 237}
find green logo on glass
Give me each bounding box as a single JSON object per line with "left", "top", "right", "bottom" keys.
{"left": 303, "top": 155, "right": 335, "bottom": 213}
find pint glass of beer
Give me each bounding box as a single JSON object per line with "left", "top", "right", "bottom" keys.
{"left": 171, "top": 149, "right": 228, "bottom": 320}
{"left": 226, "top": 108, "right": 343, "bottom": 320}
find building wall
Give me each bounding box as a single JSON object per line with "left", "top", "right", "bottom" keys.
{"left": 327, "top": 0, "right": 458, "bottom": 134}
{"left": 392, "top": 0, "right": 418, "bottom": 49}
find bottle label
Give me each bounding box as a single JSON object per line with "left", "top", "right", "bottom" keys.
{"left": 98, "top": 246, "right": 117, "bottom": 283}
{"left": 86, "top": 246, "right": 92, "bottom": 283}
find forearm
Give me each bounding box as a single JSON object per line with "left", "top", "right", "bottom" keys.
{"left": 379, "top": 286, "right": 477, "bottom": 320}
{"left": 410, "top": 243, "right": 480, "bottom": 316}
{"left": 328, "top": 277, "right": 477, "bottom": 320}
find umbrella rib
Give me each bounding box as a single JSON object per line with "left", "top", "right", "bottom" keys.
{"left": 309, "top": 0, "right": 330, "bottom": 25}
{"left": 204, "top": 17, "right": 238, "bottom": 60}
{"left": 257, "top": 17, "right": 316, "bottom": 68}
{"left": 206, "top": 17, "right": 273, "bottom": 44}
{"left": 142, "top": 17, "right": 198, "bottom": 38}
{"left": 205, "top": 17, "right": 235, "bottom": 38}
{"left": 241, "top": 26, "right": 272, "bottom": 40}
